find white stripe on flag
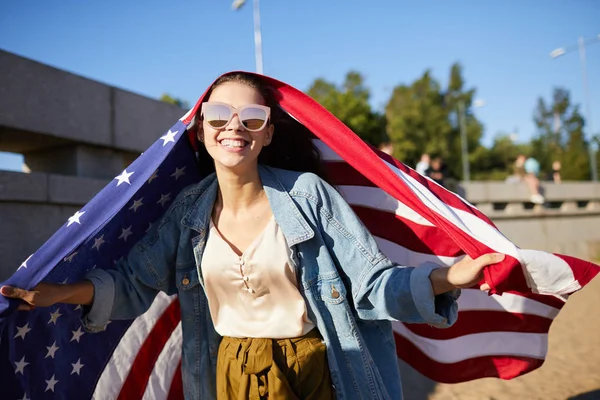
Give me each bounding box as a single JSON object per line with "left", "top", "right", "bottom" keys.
{"left": 392, "top": 322, "right": 548, "bottom": 363}
{"left": 92, "top": 293, "right": 176, "bottom": 400}
{"left": 458, "top": 289, "right": 560, "bottom": 318}
{"left": 374, "top": 235, "right": 462, "bottom": 267}
{"left": 142, "top": 322, "right": 183, "bottom": 400}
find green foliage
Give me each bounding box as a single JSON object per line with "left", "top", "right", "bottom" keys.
{"left": 304, "top": 68, "right": 591, "bottom": 181}
{"left": 532, "top": 88, "right": 590, "bottom": 180}
{"left": 160, "top": 93, "right": 190, "bottom": 109}
{"left": 385, "top": 63, "right": 483, "bottom": 179}
{"left": 307, "top": 72, "right": 388, "bottom": 147}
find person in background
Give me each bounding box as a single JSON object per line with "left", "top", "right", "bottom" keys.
{"left": 426, "top": 156, "right": 448, "bottom": 187}
{"left": 416, "top": 153, "right": 430, "bottom": 175}
{"left": 379, "top": 142, "right": 394, "bottom": 156}
{"left": 522, "top": 155, "right": 545, "bottom": 204}
{"left": 505, "top": 155, "right": 544, "bottom": 204}
{"left": 546, "top": 160, "right": 562, "bottom": 184}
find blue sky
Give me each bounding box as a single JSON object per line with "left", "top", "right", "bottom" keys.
{"left": 1, "top": 0, "right": 599, "bottom": 171}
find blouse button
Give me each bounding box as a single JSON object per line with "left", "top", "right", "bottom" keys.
{"left": 247, "top": 288, "right": 255, "bottom": 294}
{"left": 243, "top": 276, "right": 249, "bottom": 282}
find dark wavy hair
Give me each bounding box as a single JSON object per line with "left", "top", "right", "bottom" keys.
{"left": 194, "top": 72, "right": 329, "bottom": 183}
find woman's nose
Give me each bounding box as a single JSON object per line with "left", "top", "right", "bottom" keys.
{"left": 227, "top": 113, "right": 245, "bottom": 131}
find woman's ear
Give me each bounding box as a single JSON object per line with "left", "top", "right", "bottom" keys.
{"left": 196, "top": 125, "right": 204, "bottom": 143}
{"left": 265, "top": 124, "right": 274, "bottom": 145}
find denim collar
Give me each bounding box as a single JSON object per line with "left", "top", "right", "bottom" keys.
{"left": 181, "top": 165, "right": 314, "bottom": 246}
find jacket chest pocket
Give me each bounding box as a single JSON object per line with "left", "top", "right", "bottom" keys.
{"left": 315, "top": 276, "right": 348, "bottom": 305}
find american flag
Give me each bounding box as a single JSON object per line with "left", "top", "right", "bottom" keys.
{"left": 1, "top": 72, "right": 598, "bottom": 399}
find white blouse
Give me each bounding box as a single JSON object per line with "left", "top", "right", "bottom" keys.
{"left": 200, "top": 216, "right": 315, "bottom": 339}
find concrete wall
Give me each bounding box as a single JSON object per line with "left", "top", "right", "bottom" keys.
{"left": 461, "top": 181, "right": 600, "bottom": 260}
{"left": 0, "top": 50, "right": 186, "bottom": 179}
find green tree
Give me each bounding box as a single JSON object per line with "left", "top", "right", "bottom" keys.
{"left": 531, "top": 88, "right": 589, "bottom": 180}
{"left": 385, "top": 63, "right": 484, "bottom": 179}
{"left": 160, "top": 93, "right": 190, "bottom": 109}
{"left": 307, "top": 72, "right": 387, "bottom": 147}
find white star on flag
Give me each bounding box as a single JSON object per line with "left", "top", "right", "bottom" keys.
{"left": 64, "top": 251, "right": 78, "bottom": 263}
{"left": 129, "top": 197, "right": 144, "bottom": 212}
{"left": 47, "top": 308, "right": 62, "bottom": 325}
{"left": 71, "top": 358, "right": 85, "bottom": 375}
{"left": 67, "top": 210, "right": 85, "bottom": 227}
{"left": 114, "top": 169, "right": 134, "bottom": 186}
{"left": 160, "top": 129, "right": 179, "bottom": 146}
{"left": 118, "top": 226, "right": 134, "bottom": 242}
{"left": 13, "top": 323, "right": 31, "bottom": 340}
{"left": 45, "top": 375, "right": 59, "bottom": 392}
{"left": 171, "top": 166, "right": 186, "bottom": 180}
{"left": 18, "top": 255, "right": 32, "bottom": 271}
{"left": 157, "top": 193, "right": 172, "bottom": 207}
{"left": 14, "top": 356, "right": 29, "bottom": 375}
{"left": 45, "top": 341, "right": 60, "bottom": 359}
{"left": 148, "top": 169, "right": 159, "bottom": 183}
{"left": 92, "top": 235, "right": 106, "bottom": 251}
{"left": 71, "top": 326, "right": 85, "bottom": 343}
{"left": 19, "top": 393, "right": 29, "bottom": 400}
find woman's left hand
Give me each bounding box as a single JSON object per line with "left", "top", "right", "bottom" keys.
{"left": 429, "top": 253, "right": 505, "bottom": 295}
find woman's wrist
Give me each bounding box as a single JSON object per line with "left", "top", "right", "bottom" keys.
{"left": 429, "top": 267, "right": 456, "bottom": 295}
{"left": 60, "top": 281, "right": 95, "bottom": 305}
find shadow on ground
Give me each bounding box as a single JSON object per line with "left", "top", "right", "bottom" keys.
{"left": 398, "top": 359, "right": 437, "bottom": 400}
{"left": 568, "top": 389, "right": 600, "bottom": 400}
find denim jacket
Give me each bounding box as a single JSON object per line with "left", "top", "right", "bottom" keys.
{"left": 82, "top": 165, "right": 459, "bottom": 400}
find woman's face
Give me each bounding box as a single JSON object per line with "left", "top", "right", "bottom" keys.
{"left": 199, "top": 82, "right": 274, "bottom": 175}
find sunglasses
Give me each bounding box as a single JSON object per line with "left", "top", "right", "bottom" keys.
{"left": 200, "top": 102, "right": 271, "bottom": 132}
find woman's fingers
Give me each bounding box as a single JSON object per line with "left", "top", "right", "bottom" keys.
{"left": 472, "top": 254, "right": 504, "bottom": 292}
{"left": 1, "top": 286, "right": 33, "bottom": 304}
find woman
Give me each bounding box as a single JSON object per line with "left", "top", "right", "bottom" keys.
{"left": 1, "top": 72, "right": 503, "bottom": 400}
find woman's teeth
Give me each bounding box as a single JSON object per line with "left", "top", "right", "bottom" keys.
{"left": 220, "top": 139, "right": 247, "bottom": 148}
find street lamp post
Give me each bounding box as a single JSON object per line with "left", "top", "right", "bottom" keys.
{"left": 232, "top": 0, "right": 264, "bottom": 74}
{"left": 550, "top": 34, "right": 600, "bottom": 182}
{"left": 458, "top": 99, "right": 485, "bottom": 182}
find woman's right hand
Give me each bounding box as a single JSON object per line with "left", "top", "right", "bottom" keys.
{"left": 0, "top": 283, "right": 64, "bottom": 311}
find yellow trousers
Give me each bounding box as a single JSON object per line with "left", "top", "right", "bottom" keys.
{"left": 217, "top": 329, "right": 335, "bottom": 400}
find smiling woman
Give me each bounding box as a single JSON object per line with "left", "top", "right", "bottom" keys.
{"left": 1, "top": 71, "right": 503, "bottom": 400}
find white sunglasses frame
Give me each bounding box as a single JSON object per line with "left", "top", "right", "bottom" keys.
{"left": 200, "top": 101, "right": 271, "bottom": 132}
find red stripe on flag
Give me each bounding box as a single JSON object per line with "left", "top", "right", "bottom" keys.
{"left": 393, "top": 332, "right": 545, "bottom": 383}
{"left": 402, "top": 311, "right": 553, "bottom": 340}
{"left": 325, "top": 162, "right": 377, "bottom": 188}
{"left": 117, "top": 300, "right": 181, "bottom": 400}
{"left": 352, "top": 206, "right": 464, "bottom": 257}
{"left": 167, "top": 361, "right": 184, "bottom": 400}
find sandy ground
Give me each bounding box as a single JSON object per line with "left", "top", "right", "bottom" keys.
{"left": 398, "top": 276, "right": 600, "bottom": 400}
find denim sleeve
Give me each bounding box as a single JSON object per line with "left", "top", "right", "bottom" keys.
{"left": 80, "top": 201, "right": 185, "bottom": 333}
{"left": 315, "top": 179, "right": 460, "bottom": 328}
